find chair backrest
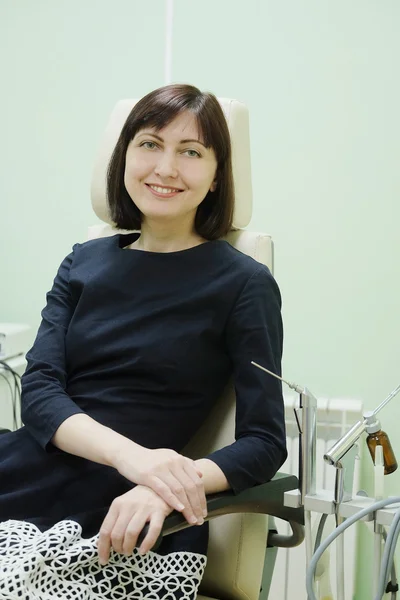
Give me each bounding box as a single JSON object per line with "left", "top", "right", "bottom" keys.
{"left": 90, "top": 96, "right": 274, "bottom": 600}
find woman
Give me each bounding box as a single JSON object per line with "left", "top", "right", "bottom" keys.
{"left": 0, "top": 84, "right": 287, "bottom": 599}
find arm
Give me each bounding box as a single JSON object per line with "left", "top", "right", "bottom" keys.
{"left": 204, "top": 265, "right": 287, "bottom": 494}
{"left": 51, "top": 413, "right": 143, "bottom": 466}
{"left": 21, "top": 246, "right": 87, "bottom": 449}
{"left": 194, "top": 457, "right": 229, "bottom": 494}
{"left": 21, "top": 246, "right": 154, "bottom": 467}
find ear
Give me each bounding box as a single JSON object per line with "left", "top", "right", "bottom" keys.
{"left": 210, "top": 179, "right": 217, "bottom": 192}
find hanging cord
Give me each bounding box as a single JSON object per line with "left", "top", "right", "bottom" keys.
{"left": 381, "top": 527, "right": 398, "bottom": 600}
{"left": 308, "top": 513, "right": 332, "bottom": 600}
{"left": 378, "top": 511, "right": 400, "bottom": 599}
{"left": 313, "top": 513, "right": 329, "bottom": 553}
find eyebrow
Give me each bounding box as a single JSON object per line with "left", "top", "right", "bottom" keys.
{"left": 136, "top": 131, "right": 206, "bottom": 148}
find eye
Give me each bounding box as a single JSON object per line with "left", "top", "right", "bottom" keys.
{"left": 140, "top": 141, "right": 158, "bottom": 150}
{"left": 183, "top": 149, "right": 201, "bottom": 158}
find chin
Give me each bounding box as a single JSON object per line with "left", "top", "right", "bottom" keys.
{"left": 141, "top": 209, "right": 183, "bottom": 222}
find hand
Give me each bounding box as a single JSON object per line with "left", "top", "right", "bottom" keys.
{"left": 115, "top": 447, "right": 207, "bottom": 526}
{"left": 97, "top": 485, "right": 172, "bottom": 564}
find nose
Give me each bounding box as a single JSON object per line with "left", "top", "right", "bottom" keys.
{"left": 154, "top": 151, "right": 178, "bottom": 179}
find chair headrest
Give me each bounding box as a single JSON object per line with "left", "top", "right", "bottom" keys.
{"left": 91, "top": 97, "right": 252, "bottom": 229}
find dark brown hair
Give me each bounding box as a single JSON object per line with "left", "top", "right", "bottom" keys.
{"left": 107, "top": 84, "right": 234, "bottom": 239}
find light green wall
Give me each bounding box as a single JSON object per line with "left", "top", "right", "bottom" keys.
{"left": 1, "top": 1, "right": 400, "bottom": 598}
{"left": 0, "top": 0, "right": 165, "bottom": 332}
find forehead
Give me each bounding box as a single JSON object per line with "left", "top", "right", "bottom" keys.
{"left": 136, "top": 111, "right": 202, "bottom": 142}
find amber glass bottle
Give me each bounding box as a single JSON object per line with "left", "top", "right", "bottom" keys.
{"left": 366, "top": 424, "right": 398, "bottom": 475}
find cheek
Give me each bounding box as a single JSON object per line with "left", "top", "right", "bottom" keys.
{"left": 123, "top": 166, "right": 136, "bottom": 192}
{"left": 125, "top": 156, "right": 152, "bottom": 183}
{"left": 185, "top": 165, "right": 215, "bottom": 192}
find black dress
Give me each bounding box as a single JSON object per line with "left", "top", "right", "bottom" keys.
{"left": 0, "top": 233, "right": 286, "bottom": 600}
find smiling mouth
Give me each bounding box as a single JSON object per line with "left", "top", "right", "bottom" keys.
{"left": 145, "top": 184, "right": 184, "bottom": 197}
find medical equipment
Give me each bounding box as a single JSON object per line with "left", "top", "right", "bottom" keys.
{"left": 0, "top": 324, "right": 30, "bottom": 432}
{"left": 252, "top": 361, "right": 400, "bottom": 600}
{"left": 324, "top": 385, "right": 400, "bottom": 469}
{"left": 0, "top": 323, "right": 31, "bottom": 361}
{"left": 251, "top": 362, "right": 317, "bottom": 567}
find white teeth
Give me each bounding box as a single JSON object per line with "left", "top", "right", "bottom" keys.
{"left": 149, "top": 185, "right": 181, "bottom": 194}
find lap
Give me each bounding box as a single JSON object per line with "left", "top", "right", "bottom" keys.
{"left": 0, "top": 427, "right": 131, "bottom": 534}
{"left": 0, "top": 428, "right": 209, "bottom": 598}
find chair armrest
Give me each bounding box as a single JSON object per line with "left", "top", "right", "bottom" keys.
{"left": 140, "top": 472, "right": 304, "bottom": 550}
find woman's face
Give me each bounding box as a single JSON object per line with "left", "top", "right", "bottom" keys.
{"left": 124, "top": 111, "right": 218, "bottom": 228}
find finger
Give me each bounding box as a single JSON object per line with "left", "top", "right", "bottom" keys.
{"left": 110, "top": 511, "right": 135, "bottom": 555}
{"left": 158, "top": 472, "right": 199, "bottom": 525}
{"left": 151, "top": 473, "right": 198, "bottom": 526}
{"left": 147, "top": 474, "right": 197, "bottom": 524}
{"left": 184, "top": 461, "right": 207, "bottom": 518}
{"left": 145, "top": 476, "right": 186, "bottom": 513}
{"left": 160, "top": 472, "right": 199, "bottom": 525}
{"left": 174, "top": 466, "right": 204, "bottom": 523}
{"left": 122, "top": 512, "right": 148, "bottom": 556}
{"left": 140, "top": 512, "right": 165, "bottom": 554}
{"left": 186, "top": 460, "right": 207, "bottom": 516}
{"left": 98, "top": 506, "right": 119, "bottom": 565}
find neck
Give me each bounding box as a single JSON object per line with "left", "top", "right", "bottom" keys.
{"left": 134, "top": 221, "right": 206, "bottom": 253}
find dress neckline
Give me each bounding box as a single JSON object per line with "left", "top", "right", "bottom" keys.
{"left": 116, "top": 232, "right": 225, "bottom": 256}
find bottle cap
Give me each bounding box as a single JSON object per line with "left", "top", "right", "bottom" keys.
{"left": 364, "top": 411, "right": 381, "bottom": 434}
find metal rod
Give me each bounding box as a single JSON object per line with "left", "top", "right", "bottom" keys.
{"left": 372, "top": 383, "right": 400, "bottom": 416}
{"left": 300, "top": 388, "right": 317, "bottom": 500}
{"left": 251, "top": 361, "right": 304, "bottom": 394}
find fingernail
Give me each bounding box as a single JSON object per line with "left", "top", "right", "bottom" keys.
{"left": 190, "top": 516, "right": 197, "bottom": 524}
{"left": 177, "top": 503, "right": 185, "bottom": 511}
{"left": 197, "top": 518, "right": 204, "bottom": 525}
{"left": 203, "top": 510, "right": 207, "bottom": 518}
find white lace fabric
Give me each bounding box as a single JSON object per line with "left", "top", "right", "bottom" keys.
{"left": 0, "top": 520, "right": 207, "bottom": 599}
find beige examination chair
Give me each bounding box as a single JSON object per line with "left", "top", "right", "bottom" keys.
{"left": 89, "top": 98, "right": 304, "bottom": 600}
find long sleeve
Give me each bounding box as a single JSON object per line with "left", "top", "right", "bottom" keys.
{"left": 206, "top": 264, "right": 287, "bottom": 494}
{"left": 21, "top": 245, "right": 85, "bottom": 450}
